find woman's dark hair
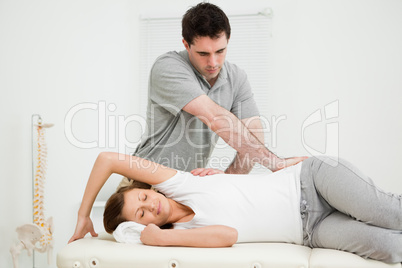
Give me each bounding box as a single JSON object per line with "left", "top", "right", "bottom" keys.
{"left": 103, "top": 180, "right": 151, "bottom": 234}
{"left": 103, "top": 180, "right": 172, "bottom": 234}
{"left": 182, "top": 2, "right": 231, "bottom": 45}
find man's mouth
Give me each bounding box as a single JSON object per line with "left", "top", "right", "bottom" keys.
{"left": 206, "top": 68, "right": 218, "bottom": 73}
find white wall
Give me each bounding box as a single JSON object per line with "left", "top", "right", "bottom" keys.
{"left": 0, "top": 0, "right": 401, "bottom": 267}
{"left": 0, "top": 1, "right": 140, "bottom": 267}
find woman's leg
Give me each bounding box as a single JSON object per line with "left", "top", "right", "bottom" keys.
{"left": 312, "top": 211, "right": 402, "bottom": 263}
{"left": 309, "top": 156, "right": 402, "bottom": 230}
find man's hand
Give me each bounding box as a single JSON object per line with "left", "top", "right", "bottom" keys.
{"left": 191, "top": 168, "right": 224, "bottom": 177}
{"left": 68, "top": 215, "right": 98, "bottom": 243}
{"left": 140, "top": 224, "right": 163, "bottom": 246}
{"left": 272, "top": 156, "right": 309, "bottom": 172}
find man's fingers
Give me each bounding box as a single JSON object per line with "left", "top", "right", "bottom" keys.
{"left": 199, "top": 170, "right": 210, "bottom": 176}
{"left": 191, "top": 168, "right": 223, "bottom": 176}
{"left": 191, "top": 168, "right": 202, "bottom": 175}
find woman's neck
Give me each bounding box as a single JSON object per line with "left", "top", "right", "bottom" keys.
{"left": 167, "top": 199, "right": 194, "bottom": 223}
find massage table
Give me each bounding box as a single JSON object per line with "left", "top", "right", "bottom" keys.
{"left": 57, "top": 232, "right": 400, "bottom": 268}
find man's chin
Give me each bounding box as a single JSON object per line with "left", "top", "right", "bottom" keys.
{"left": 203, "top": 72, "right": 220, "bottom": 82}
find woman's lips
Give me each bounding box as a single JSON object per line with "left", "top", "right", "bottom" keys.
{"left": 157, "top": 201, "right": 161, "bottom": 215}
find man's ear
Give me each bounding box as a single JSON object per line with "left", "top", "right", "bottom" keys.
{"left": 182, "top": 39, "right": 190, "bottom": 50}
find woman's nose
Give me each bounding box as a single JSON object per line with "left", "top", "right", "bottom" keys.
{"left": 146, "top": 200, "right": 156, "bottom": 211}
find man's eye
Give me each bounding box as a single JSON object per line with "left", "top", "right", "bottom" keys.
{"left": 144, "top": 195, "right": 147, "bottom": 201}
{"left": 141, "top": 210, "right": 144, "bottom": 217}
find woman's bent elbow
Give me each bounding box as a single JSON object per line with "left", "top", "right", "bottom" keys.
{"left": 97, "top": 152, "right": 117, "bottom": 166}
{"left": 226, "top": 227, "right": 238, "bottom": 247}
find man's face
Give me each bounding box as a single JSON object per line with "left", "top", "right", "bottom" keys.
{"left": 183, "top": 33, "right": 229, "bottom": 86}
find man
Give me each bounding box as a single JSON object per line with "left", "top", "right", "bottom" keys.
{"left": 128, "top": 3, "right": 304, "bottom": 180}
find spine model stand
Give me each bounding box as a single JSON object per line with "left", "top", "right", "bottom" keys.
{"left": 10, "top": 116, "right": 54, "bottom": 268}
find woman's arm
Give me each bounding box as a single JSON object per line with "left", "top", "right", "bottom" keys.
{"left": 140, "top": 224, "right": 238, "bottom": 247}
{"left": 69, "top": 152, "right": 177, "bottom": 243}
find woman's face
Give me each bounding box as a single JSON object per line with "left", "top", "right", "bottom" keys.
{"left": 121, "top": 188, "right": 171, "bottom": 226}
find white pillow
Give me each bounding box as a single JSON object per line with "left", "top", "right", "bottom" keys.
{"left": 113, "top": 221, "right": 146, "bottom": 244}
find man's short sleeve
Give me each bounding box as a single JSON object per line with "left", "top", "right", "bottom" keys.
{"left": 149, "top": 52, "right": 205, "bottom": 116}
{"left": 230, "top": 68, "right": 260, "bottom": 119}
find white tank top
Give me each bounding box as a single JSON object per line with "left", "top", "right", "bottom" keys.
{"left": 153, "top": 162, "right": 303, "bottom": 244}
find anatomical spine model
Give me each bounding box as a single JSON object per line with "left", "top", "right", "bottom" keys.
{"left": 10, "top": 119, "right": 54, "bottom": 268}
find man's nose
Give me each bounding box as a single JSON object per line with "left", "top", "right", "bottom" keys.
{"left": 208, "top": 55, "right": 217, "bottom": 66}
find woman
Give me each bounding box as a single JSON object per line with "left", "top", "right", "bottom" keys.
{"left": 69, "top": 152, "right": 402, "bottom": 263}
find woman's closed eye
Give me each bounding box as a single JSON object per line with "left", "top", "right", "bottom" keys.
{"left": 141, "top": 195, "right": 147, "bottom": 217}
{"left": 139, "top": 192, "right": 147, "bottom": 201}
{"left": 137, "top": 192, "right": 147, "bottom": 219}
{"left": 136, "top": 208, "right": 145, "bottom": 219}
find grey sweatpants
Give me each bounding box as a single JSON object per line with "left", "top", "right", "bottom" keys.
{"left": 300, "top": 156, "right": 402, "bottom": 263}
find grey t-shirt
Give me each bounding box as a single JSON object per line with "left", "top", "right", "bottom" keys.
{"left": 134, "top": 50, "right": 260, "bottom": 171}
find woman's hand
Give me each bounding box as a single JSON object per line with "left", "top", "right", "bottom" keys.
{"left": 68, "top": 215, "right": 98, "bottom": 243}
{"left": 140, "top": 223, "right": 163, "bottom": 246}
{"left": 191, "top": 168, "right": 224, "bottom": 177}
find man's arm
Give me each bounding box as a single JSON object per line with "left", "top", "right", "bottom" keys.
{"left": 183, "top": 95, "right": 305, "bottom": 172}
{"left": 225, "top": 116, "right": 264, "bottom": 174}
{"left": 191, "top": 117, "right": 263, "bottom": 176}
{"left": 140, "top": 224, "right": 238, "bottom": 247}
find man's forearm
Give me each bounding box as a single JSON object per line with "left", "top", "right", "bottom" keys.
{"left": 182, "top": 95, "right": 305, "bottom": 172}
{"left": 209, "top": 110, "right": 280, "bottom": 171}
{"left": 225, "top": 152, "right": 254, "bottom": 174}
{"left": 225, "top": 116, "right": 265, "bottom": 174}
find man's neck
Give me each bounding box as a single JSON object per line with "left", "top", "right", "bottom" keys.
{"left": 206, "top": 76, "right": 218, "bottom": 87}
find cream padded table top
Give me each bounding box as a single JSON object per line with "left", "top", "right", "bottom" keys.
{"left": 57, "top": 233, "right": 401, "bottom": 268}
